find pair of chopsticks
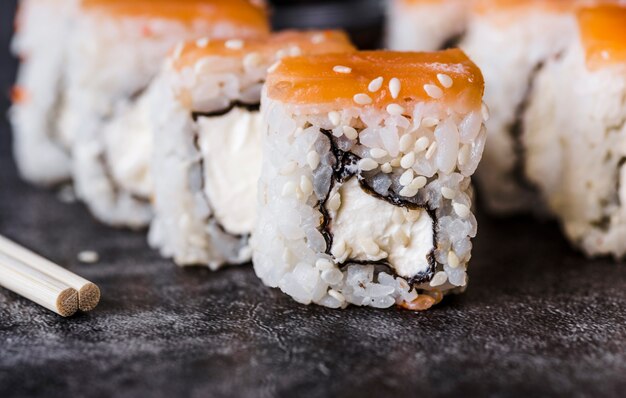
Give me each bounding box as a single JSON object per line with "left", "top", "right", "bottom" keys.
{"left": 0, "top": 235, "right": 100, "bottom": 317}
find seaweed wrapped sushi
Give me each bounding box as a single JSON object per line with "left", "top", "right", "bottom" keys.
{"left": 60, "top": 0, "right": 269, "bottom": 227}
{"left": 145, "top": 31, "right": 356, "bottom": 269}
{"left": 521, "top": 4, "right": 626, "bottom": 257}
{"left": 254, "top": 49, "right": 487, "bottom": 310}
{"left": 461, "top": 0, "right": 580, "bottom": 214}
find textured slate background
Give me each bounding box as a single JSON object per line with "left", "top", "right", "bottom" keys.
{"left": 1, "top": 1, "right": 626, "bottom": 397}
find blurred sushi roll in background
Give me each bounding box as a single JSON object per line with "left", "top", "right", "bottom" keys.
{"left": 10, "top": 0, "right": 79, "bottom": 185}
{"left": 254, "top": 50, "right": 486, "bottom": 310}
{"left": 147, "top": 31, "right": 355, "bottom": 269}
{"left": 520, "top": 4, "right": 626, "bottom": 257}
{"left": 62, "top": 0, "right": 269, "bottom": 228}
{"left": 461, "top": 0, "right": 580, "bottom": 214}
{"left": 386, "top": 0, "right": 469, "bottom": 51}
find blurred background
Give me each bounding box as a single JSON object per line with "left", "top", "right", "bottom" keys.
{"left": 269, "top": 0, "right": 385, "bottom": 49}
{"left": 1, "top": 1, "right": 17, "bottom": 134}
{"left": 0, "top": 0, "right": 385, "bottom": 154}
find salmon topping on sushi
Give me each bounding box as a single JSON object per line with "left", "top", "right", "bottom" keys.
{"left": 172, "top": 30, "right": 355, "bottom": 71}
{"left": 578, "top": 5, "right": 626, "bottom": 69}
{"left": 81, "top": 0, "right": 269, "bottom": 29}
{"left": 265, "top": 49, "right": 484, "bottom": 113}
{"left": 472, "top": 0, "right": 576, "bottom": 13}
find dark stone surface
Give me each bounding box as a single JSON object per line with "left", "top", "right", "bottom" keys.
{"left": 1, "top": 2, "right": 626, "bottom": 397}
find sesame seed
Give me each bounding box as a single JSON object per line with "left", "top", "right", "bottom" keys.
{"left": 77, "top": 250, "right": 99, "bottom": 264}
{"left": 243, "top": 52, "right": 262, "bottom": 70}
{"left": 482, "top": 102, "right": 490, "bottom": 121}
{"left": 409, "top": 176, "right": 427, "bottom": 190}
{"left": 327, "top": 192, "right": 341, "bottom": 212}
{"left": 370, "top": 148, "right": 388, "bottom": 159}
{"left": 368, "top": 76, "right": 383, "bottom": 92}
{"left": 399, "top": 134, "right": 414, "bottom": 153}
{"left": 430, "top": 271, "right": 448, "bottom": 287}
{"left": 311, "top": 33, "right": 325, "bottom": 44}
{"left": 399, "top": 169, "right": 414, "bottom": 186}
{"left": 390, "top": 157, "right": 401, "bottom": 167}
{"left": 447, "top": 251, "right": 460, "bottom": 268}
{"left": 437, "top": 73, "right": 453, "bottom": 88}
{"left": 194, "top": 58, "right": 210, "bottom": 75}
{"left": 424, "top": 84, "right": 443, "bottom": 99}
{"left": 399, "top": 186, "right": 418, "bottom": 197}
{"left": 267, "top": 61, "right": 281, "bottom": 73}
{"left": 414, "top": 136, "right": 430, "bottom": 152}
{"left": 441, "top": 187, "right": 457, "bottom": 200}
{"left": 173, "top": 42, "right": 184, "bottom": 60}
{"left": 281, "top": 181, "right": 296, "bottom": 197}
{"left": 56, "top": 185, "right": 76, "bottom": 204}
{"left": 400, "top": 152, "right": 416, "bottom": 169}
{"left": 425, "top": 142, "right": 438, "bottom": 159}
{"left": 359, "top": 158, "right": 378, "bottom": 171}
{"left": 453, "top": 202, "right": 470, "bottom": 218}
{"left": 353, "top": 93, "right": 372, "bottom": 105}
{"left": 196, "top": 38, "right": 209, "bottom": 48}
{"left": 300, "top": 176, "right": 313, "bottom": 196}
{"left": 381, "top": 163, "right": 393, "bottom": 173}
{"left": 386, "top": 103, "right": 405, "bottom": 115}
{"left": 225, "top": 39, "right": 244, "bottom": 50}
{"left": 289, "top": 46, "right": 302, "bottom": 56}
{"left": 343, "top": 126, "right": 358, "bottom": 140}
{"left": 389, "top": 78, "right": 401, "bottom": 99}
{"left": 328, "top": 289, "right": 345, "bottom": 302}
{"left": 422, "top": 117, "right": 439, "bottom": 127}
{"left": 315, "top": 258, "right": 334, "bottom": 271}
{"left": 333, "top": 65, "right": 352, "bottom": 74}
{"left": 307, "top": 151, "right": 320, "bottom": 170}
{"left": 328, "top": 111, "right": 341, "bottom": 126}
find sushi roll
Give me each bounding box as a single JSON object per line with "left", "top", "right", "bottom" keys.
{"left": 386, "top": 0, "right": 469, "bottom": 51}
{"left": 521, "top": 4, "right": 626, "bottom": 257}
{"left": 10, "top": 0, "right": 79, "bottom": 185}
{"left": 254, "top": 50, "right": 486, "bottom": 310}
{"left": 147, "top": 31, "right": 356, "bottom": 269}
{"left": 461, "top": 0, "right": 579, "bottom": 214}
{"left": 62, "top": 0, "right": 269, "bottom": 227}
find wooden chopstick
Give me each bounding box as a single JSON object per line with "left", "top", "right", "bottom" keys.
{"left": 0, "top": 235, "right": 100, "bottom": 312}
{"left": 0, "top": 251, "right": 79, "bottom": 317}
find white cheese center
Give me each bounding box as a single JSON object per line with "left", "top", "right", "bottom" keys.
{"left": 104, "top": 97, "right": 153, "bottom": 198}
{"left": 328, "top": 178, "right": 434, "bottom": 279}
{"left": 197, "top": 107, "right": 263, "bottom": 236}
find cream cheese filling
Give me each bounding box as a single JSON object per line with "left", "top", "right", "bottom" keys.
{"left": 104, "top": 97, "right": 153, "bottom": 199}
{"left": 196, "top": 106, "right": 264, "bottom": 236}
{"left": 328, "top": 178, "right": 434, "bottom": 279}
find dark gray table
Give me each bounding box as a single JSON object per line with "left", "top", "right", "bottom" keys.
{"left": 1, "top": 2, "right": 625, "bottom": 397}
